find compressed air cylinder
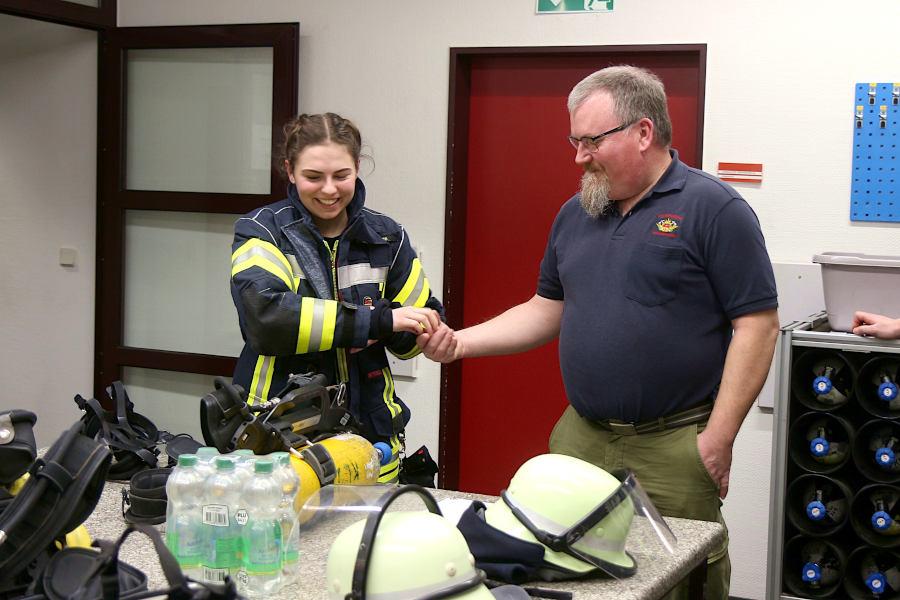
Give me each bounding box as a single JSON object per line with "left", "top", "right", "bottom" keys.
{"left": 783, "top": 535, "right": 845, "bottom": 599}
{"left": 850, "top": 484, "right": 900, "bottom": 548}
{"left": 287, "top": 433, "right": 392, "bottom": 513}
{"left": 844, "top": 546, "right": 900, "bottom": 599}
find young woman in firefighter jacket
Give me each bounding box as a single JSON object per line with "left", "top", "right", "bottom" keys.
{"left": 230, "top": 113, "right": 444, "bottom": 483}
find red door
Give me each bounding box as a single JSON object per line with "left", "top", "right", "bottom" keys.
{"left": 443, "top": 47, "right": 706, "bottom": 494}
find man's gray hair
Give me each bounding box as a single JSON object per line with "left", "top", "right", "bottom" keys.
{"left": 567, "top": 65, "right": 673, "bottom": 147}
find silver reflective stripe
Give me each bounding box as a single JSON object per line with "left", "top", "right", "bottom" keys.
{"left": 307, "top": 300, "right": 326, "bottom": 350}
{"left": 513, "top": 500, "right": 626, "bottom": 555}
{"left": 363, "top": 570, "right": 479, "bottom": 600}
{"left": 402, "top": 267, "right": 426, "bottom": 306}
{"left": 337, "top": 263, "right": 387, "bottom": 288}
{"left": 252, "top": 355, "right": 274, "bottom": 403}
{"left": 233, "top": 245, "right": 293, "bottom": 284}
{"left": 285, "top": 254, "right": 306, "bottom": 280}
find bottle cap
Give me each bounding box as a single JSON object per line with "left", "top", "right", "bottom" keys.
{"left": 215, "top": 456, "right": 236, "bottom": 471}
{"left": 178, "top": 454, "right": 198, "bottom": 467}
{"left": 254, "top": 458, "right": 274, "bottom": 474}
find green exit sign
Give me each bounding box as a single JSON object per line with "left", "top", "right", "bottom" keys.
{"left": 536, "top": 0, "right": 614, "bottom": 13}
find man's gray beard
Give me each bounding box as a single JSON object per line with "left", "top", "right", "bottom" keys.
{"left": 579, "top": 170, "right": 614, "bottom": 218}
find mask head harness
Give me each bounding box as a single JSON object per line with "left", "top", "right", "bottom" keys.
{"left": 74, "top": 381, "right": 160, "bottom": 480}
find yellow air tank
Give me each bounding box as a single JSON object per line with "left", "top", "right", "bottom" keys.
{"left": 288, "top": 433, "right": 392, "bottom": 516}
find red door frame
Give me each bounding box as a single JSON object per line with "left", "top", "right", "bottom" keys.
{"left": 439, "top": 44, "right": 707, "bottom": 490}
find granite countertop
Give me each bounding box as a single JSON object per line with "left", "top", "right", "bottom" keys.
{"left": 83, "top": 481, "right": 724, "bottom": 600}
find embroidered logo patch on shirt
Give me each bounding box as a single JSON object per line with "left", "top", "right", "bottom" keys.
{"left": 362, "top": 296, "right": 373, "bottom": 306}
{"left": 653, "top": 214, "right": 683, "bottom": 238}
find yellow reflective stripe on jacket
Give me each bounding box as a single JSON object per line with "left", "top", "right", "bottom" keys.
{"left": 381, "top": 367, "right": 402, "bottom": 422}
{"left": 296, "top": 297, "right": 338, "bottom": 354}
{"left": 232, "top": 239, "right": 296, "bottom": 292}
{"left": 285, "top": 254, "right": 306, "bottom": 290}
{"left": 248, "top": 355, "right": 275, "bottom": 405}
{"left": 390, "top": 345, "right": 422, "bottom": 360}
{"left": 377, "top": 435, "right": 403, "bottom": 483}
{"left": 392, "top": 258, "right": 430, "bottom": 307}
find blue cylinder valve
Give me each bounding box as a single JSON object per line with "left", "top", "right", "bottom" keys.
{"left": 806, "top": 500, "right": 827, "bottom": 521}
{"left": 810, "top": 437, "right": 830, "bottom": 457}
{"left": 877, "top": 447, "right": 897, "bottom": 469}
{"left": 866, "top": 571, "right": 887, "bottom": 593}
{"left": 873, "top": 510, "right": 893, "bottom": 531}
{"left": 813, "top": 375, "right": 833, "bottom": 395}
{"left": 801, "top": 562, "right": 821, "bottom": 583}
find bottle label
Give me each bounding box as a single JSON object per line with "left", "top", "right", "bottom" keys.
{"left": 203, "top": 504, "right": 229, "bottom": 527}
{"left": 202, "top": 566, "right": 230, "bottom": 583}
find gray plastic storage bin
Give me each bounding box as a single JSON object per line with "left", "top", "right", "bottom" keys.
{"left": 812, "top": 252, "right": 900, "bottom": 332}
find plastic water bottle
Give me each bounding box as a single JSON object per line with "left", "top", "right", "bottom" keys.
{"left": 165, "top": 454, "right": 205, "bottom": 581}
{"left": 201, "top": 456, "right": 243, "bottom": 584}
{"left": 195, "top": 447, "right": 219, "bottom": 480}
{"left": 242, "top": 458, "right": 283, "bottom": 596}
{"left": 232, "top": 449, "right": 256, "bottom": 487}
{"left": 271, "top": 452, "right": 300, "bottom": 585}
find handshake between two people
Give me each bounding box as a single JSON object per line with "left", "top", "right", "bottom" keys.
{"left": 396, "top": 306, "right": 461, "bottom": 363}
{"left": 354, "top": 306, "right": 462, "bottom": 362}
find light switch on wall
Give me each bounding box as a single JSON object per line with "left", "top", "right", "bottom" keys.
{"left": 59, "top": 247, "right": 77, "bottom": 267}
{"left": 387, "top": 353, "right": 417, "bottom": 379}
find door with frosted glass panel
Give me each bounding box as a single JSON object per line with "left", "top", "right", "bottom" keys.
{"left": 96, "top": 24, "right": 298, "bottom": 440}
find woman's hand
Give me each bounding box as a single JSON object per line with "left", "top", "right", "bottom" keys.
{"left": 392, "top": 306, "right": 441, "bottom": 335}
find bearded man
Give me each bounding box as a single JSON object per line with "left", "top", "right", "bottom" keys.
{"left": 418, "top": 65, "right": 780, "bottom": 599}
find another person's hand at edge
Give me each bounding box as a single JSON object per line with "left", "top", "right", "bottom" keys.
{"left": 852, "top": 311, "right": 900, "bottom": 340}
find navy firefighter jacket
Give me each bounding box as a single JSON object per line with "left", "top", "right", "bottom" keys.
{"left": 230, "top": 178, "right": 444, "bottom": 478}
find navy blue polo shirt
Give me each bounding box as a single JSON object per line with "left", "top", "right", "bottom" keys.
{"left": 537, "top": 150, "right": 777, "bottom": 422}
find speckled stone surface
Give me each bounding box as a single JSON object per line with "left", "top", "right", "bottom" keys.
{"left": 83, "top": 482, "right": 724, "bottom": 599}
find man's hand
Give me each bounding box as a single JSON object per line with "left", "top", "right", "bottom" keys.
{"left": 852, "top": 311, "right": 900, "bottom": 340}
{"left": 696, "top": 429, "right": 733, "bottom": 499}
{"left": 417, "top": 322, "right": 463, "bottom": 363}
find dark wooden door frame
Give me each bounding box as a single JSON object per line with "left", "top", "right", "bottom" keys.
{"left": 439, "top": 44, "right": 707, "bottom": 489}
{"left": 0, "top": 0, "right": 115, "bottom": 30}
{"left": 95, "top": 23, "right": 299, "bottom": 400}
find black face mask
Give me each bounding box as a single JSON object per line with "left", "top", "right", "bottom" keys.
{"left": 456, "top": 501, "right": 597, "bottom": 584}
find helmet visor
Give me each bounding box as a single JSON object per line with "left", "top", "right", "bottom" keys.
{"left": 502, "top": 469, "right": 676, "bottom": 579}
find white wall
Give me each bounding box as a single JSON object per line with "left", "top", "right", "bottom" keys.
{"left": 0, "top": 14, "right": 97, "bottom": 447}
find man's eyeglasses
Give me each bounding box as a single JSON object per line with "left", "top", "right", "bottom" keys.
{"left": 568, "top": 120, "right": 637, "bottom": 152}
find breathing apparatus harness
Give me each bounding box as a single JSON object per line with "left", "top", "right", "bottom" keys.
{"left": 200, "top": 373, "right": 356, "bottom": 455}
{"left": 0, "top": 420, "right": 111, "bottom": 597}
{"left": 74, "top": 382, "right": 160, "bottom": 481}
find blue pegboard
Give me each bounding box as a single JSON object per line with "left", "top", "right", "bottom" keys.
{"left": 850, "top": 82, "right": 899, "bottom": 222}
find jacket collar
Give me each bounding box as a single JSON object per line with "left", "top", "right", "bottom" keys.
{"left": 286, "top": 178, "right": 385, "bottom": 244}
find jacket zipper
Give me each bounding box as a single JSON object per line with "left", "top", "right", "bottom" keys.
{"left": 328, "top": 239, "right": 349, "bottom": 383}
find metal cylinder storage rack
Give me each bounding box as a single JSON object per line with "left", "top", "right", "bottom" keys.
{"left": 767, "top": 313, "right": 900, "bottom": 600}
